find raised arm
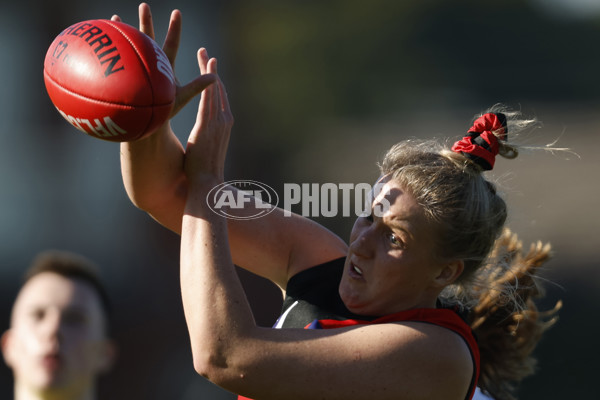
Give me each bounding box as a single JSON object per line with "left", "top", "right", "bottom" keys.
{"left": 180, "top": 64, "right": 474, "bottom": 400}
{"left": 116, "top": 4, "right": 213, "bottom": 233}
{"left": 118, "top": 4, "right": 346, "bottom": 287}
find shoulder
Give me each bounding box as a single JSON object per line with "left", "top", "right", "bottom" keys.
{"left": 298, "top": 320, "right": 474, "bottom": 399}
{"left": 356, "top": 321, "right": 474, "bottom": 399}
{"left": 386, "top": 320, "right": 474, "bottom": 366}
{"left": 314, "top": 307, "right": 476, "bottom": 380}
{"left": 408, "top": 320, "right": 474, "bottom": 365}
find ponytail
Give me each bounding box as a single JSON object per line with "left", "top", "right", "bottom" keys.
{"left": 469, "top": 228, "right": 561, "bottom": 400}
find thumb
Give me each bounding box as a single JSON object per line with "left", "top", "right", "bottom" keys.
{"left": 172, "top": 74, "right": 217, "bottom": 117}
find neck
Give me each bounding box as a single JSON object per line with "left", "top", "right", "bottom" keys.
{"left": 14, "top": 381, "right": 95, "bottom": 400}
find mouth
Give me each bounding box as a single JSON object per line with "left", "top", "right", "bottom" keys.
{"left": 348, "top": 260, "right": 364, "bottom": 279}
{"left": 41, "top": 353, "right": 63, "bottom": 372}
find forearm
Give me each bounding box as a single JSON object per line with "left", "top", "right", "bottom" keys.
{"left": 180, "top": 181, "right": 256, "bottom": 376}
{"left": 120, "top": 124, "right": 187, "bottom": 232}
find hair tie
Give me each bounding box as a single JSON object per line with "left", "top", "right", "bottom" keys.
{"left": 451, "top": 112, "right": 508, "bottom": 170}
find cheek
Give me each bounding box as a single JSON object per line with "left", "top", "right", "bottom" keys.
{"left": 13, "top": 326, "right": 44, "bottom": 355}
{"left": 372, "top": 268, "right": 405, "bottom": 296}
{"left": 63, "top": 330, "right": 107, "bottom": 368}
{"left": 375, "top": 255, "right": 424, "bottom": 292}
{"left": 62, "top": 329, "right": 90, "bottom": 351}
{"left": 5, "top": 330, "right": 40, "bottom": 378}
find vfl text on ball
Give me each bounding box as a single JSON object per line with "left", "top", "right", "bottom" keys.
{"left": 57, "top": 108, "right": 127, "bottom": 138}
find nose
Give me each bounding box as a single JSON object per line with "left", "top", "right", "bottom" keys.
{"left": 40, "top": 309, "right": 63, "bottom": 345}
{"left": 349, "top": 222, "right": 376, "bottom": 259}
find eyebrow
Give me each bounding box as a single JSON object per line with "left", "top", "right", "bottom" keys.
{"left": 25, "top": 303, "right": 89, "bottom": 313}
{"left": 384, "top": 216, "right": 415, "bottom": 240}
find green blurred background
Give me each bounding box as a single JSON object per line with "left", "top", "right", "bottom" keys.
{"left": 1, "top": 0, "right": 598, "bottom": 398}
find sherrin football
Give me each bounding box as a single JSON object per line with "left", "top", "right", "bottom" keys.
{"left": 43, "top": 19, "right": 176, "bottom": 142}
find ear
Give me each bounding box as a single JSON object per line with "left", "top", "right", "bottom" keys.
{"left": 1, "top": 330, "right": 14, "bottom": 367}
{"left": 433, "top": 259, "right": 464, "bottom": 287}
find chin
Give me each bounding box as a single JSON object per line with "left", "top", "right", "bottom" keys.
{"left": 339, "top": 284, "right": 366, "bottom": 315}
{"left": 37, "top": 372, "right": 69, "bottom": 390}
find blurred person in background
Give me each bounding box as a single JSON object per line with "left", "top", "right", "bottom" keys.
{"left": 1, "top": 250, "right": 116, "bottom": 400}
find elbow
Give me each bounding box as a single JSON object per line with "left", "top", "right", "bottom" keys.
{"left": 192, "top": 344, "right": 222, "bottom": 376}
{"left": 190, "top": 334, "right": 255, "bottom": 390}
{"left": 126, "top": 178, "right": 187, "bottom": 214}
{"left": 121, "top": 181, "right": 155, "bottom": 212}
{"left": 125, "top": 190, "right": 147, "bottom": 211}
{"left": 192, "top": 353, "right": 218, "bottom": 381}
{"left": 192, "top": 349, "right": 236, "bottom": 386}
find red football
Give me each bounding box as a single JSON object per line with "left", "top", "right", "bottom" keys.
{"left": 43, "top": 19, "right": 176, "bottom": 142}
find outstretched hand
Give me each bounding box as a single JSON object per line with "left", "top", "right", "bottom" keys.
{"left": 111, "top": 3, "right": 216, "bottom": 119}
{"left": 184, "top": 50, "right": 233, "bottom": 184}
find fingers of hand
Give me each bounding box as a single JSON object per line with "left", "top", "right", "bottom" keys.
{"left": 205, "top": 59, "right": 233, "bottom": 122}
{"left": 217, "top": 76, "right": 232, "bottom": 117}
{"left": 196, "top": 58, "right": 234, "bottom": 133}
{"left": 198, "top": 48, "right": 210, "bottom": 76}
{"left": 199, "top": 58, "right": 218, "bottom": 123}
{"left": 172, "top": 74, "right": 216, "bottom": 117}
{"left": 111, "top": 15, "right": 121, "bottom": 22}
{"left": 188, "top": 74, "right": 217, "bottom": 95}
{"left": 163, "top": 10, "right": 182, "bottom": 66}
{"left": 167, "top": 49, "right": 214, "bottom": 119}
{"left": 138, "top": 3, "right": 155, "bottom": 39}
{"left": 208, "top": 59, "right": 232, "bottom": 119}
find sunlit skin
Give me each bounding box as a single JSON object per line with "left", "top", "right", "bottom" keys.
{"left": 115, "top": 3, "right": 474, "bottom": 398}
{"left": 1, "top": 272, "right": 114, "bottom": 400}
{"left": 339, "top": 179, "right": 461, "bottom": 316}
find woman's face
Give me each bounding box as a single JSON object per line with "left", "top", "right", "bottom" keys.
{"left": 339, "top": 179, "right": 447, "bottom": 316}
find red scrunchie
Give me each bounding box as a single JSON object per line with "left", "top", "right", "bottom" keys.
{"left": 451, "top": 112, "right": 507, "bottom": 170}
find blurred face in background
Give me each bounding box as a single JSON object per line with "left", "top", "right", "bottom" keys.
{"left": 1, "top": 272, "right": 114, "bottom": 397}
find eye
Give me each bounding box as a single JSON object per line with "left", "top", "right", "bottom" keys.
{"left": 62, "top": 310, "right": 88, "bottom": 327}
{"left": 387, "top": 232, "right": 404, "bottom": 248}
{"left": 30, "top": 308, "right": 45, "bottom": 321}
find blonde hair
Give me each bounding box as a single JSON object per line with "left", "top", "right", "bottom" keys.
{"left": 469, "top": 228, "right": 560, "bottom": 400}
{"left": 379, "top": 105, "right": 559, "bottom": 400}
